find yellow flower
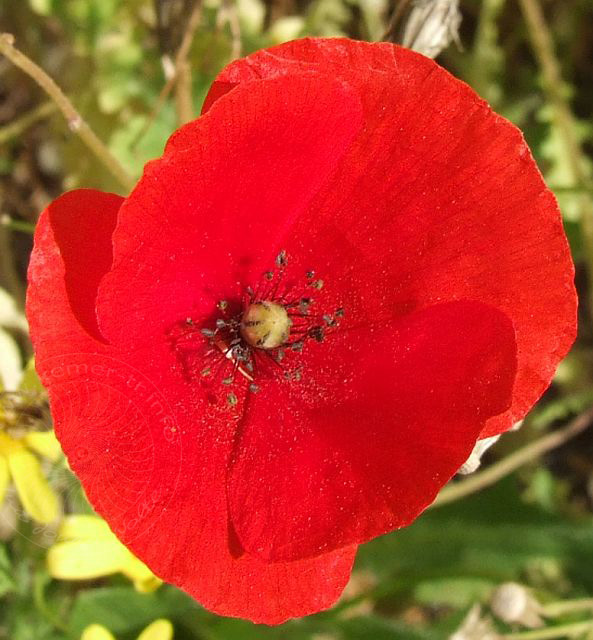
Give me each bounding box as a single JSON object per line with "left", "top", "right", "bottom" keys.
{"left": 48, "top": 515, "right": 162, "bottom": 592}
{"left": 0, "top": 428, "right": 61, "bottom": 523}
{"left": 81, "top": 620, "right": 173, "bottom": 640}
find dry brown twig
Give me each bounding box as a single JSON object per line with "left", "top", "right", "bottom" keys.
{"left": 131, "top": 0, "right": 203, "bottom": 146}
{"left": 218, "top": 0, "right": 242, "bottom": 61}
{"left": 173, "top": 0, "right": 203, "bottom": 125}
{"left": 0, "top": 34, "right": 134, "bottom": 192}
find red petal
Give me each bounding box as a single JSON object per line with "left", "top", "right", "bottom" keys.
{"left": 27, "top": 190, "right": 122, "bottom": 354}
{"left": 28, "top": 39, "right": 576, "bottom": 621}
{"left": 203, "top": 38, "right": 577, "bottom": 437}
{"left": 27, "top": 190, "right": 356, "bottom": 624}
{"left": 228, "top": 300, "right": 517, "bottom": 561}
{"left": 96, "top": 73, "right": 363, "bottom": 348}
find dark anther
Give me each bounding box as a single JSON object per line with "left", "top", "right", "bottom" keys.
{"left": 283, "top": 368, "right": 302, "bottom": 381}
{"left": 193, "top": 255, "right": 342, "bottom": 399}
{"left": 310, "top": 279, "right": 324, "bottom": 290}
{"left": 227, "top": 392, "right": 238, "bottom": 406}
{"left": 309, "top": 326, "right": 325, "bottom": 342}
{"left": 299, "top": 298, "right": 312, "bottom": 314}
{"left": 276, "top": 250, "right": 288, "bottom": 267}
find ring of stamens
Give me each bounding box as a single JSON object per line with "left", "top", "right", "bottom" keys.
{"left": 175, "top": 250, "right": 344, "bottom": 407}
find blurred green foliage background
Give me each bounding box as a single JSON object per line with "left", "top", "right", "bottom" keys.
{"left": 1, "top": 0, "right": 593, "bottom": 638}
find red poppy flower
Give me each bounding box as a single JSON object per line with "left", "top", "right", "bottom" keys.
{"left": 27, "top": 38, "right": 576, "bottom": 624}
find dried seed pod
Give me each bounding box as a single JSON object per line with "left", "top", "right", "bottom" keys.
{"left": 490, "top": 583, "right": 543, "bottom": 629}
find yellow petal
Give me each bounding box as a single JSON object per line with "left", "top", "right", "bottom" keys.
{"left": 8, "top": 449, "right": 59, "bottom": 523}
{"left": 0, "top": 456, "right": 9, "bottom": 505}
{"left": 81, "top": 624, "right": 117, "bottom": 640}
{"left": 24, "top": 431, "right": 63, "bottom": 462}
{"left": 58, "top": 514, "right": 114, "bottom": 541}
{"left": 132, "top": 573, "right": 163, "bottom": 594}
{"left": 137, "top": 620, "right": 173, "bottom": 640}
{"left": 121, "top": 554, "right": 162, "bottom": 593}
{"left": 0, "top": 431, "right": 24, "bottom": 456}
{"left": 48, "top": 539, "right": 128, "bottom": 580}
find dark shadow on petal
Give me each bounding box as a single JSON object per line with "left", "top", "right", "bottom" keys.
{"left": 47, "top": 189, "right": 123, "bottom": 343}
{"left": 227, "top": 516, "right": 246, "bottom": 560}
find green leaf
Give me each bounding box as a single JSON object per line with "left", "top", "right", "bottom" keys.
{"left": 334, "top": 615, "right": 440, "bottom": 640}
{"left": 28, "top": 0, "right": 53, "bottom": 16}
{"left": 356, "top": 477, "right": 593, "bottom": 595}
{"left": 19, "top": 358, "right": 46, "bottom": 393}
{"left": 414, "top": 577, "right": 494, "bottom": 609}
{"left": 68, "top": 586, "right": 199, "bottom": 637}
{"left": 466, "top": 0, "right": 506, "bottom": 105}
{"left": 0, "top": 544, "right": 16, "bottom": 597}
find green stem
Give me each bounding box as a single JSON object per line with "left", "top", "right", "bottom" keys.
{"left": 543, "top": 599, "right": 593, "bottom": 618}
{"left": 33, "top": 571, "right": 69, "bottom": 633}
{"left": 0, "top": 101, "right": 56, "bottom": 145}
{"left": 1, "top": 215, "right": 35, "bottom": 234}
{"left": 552, "top": 186, "right": 593, "bottom": 196}
{"left": 503, "top": 620, "right": 593, "bottom": 639}
{"left": 434, "top": 409, "right": 593, "bottom": 507}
